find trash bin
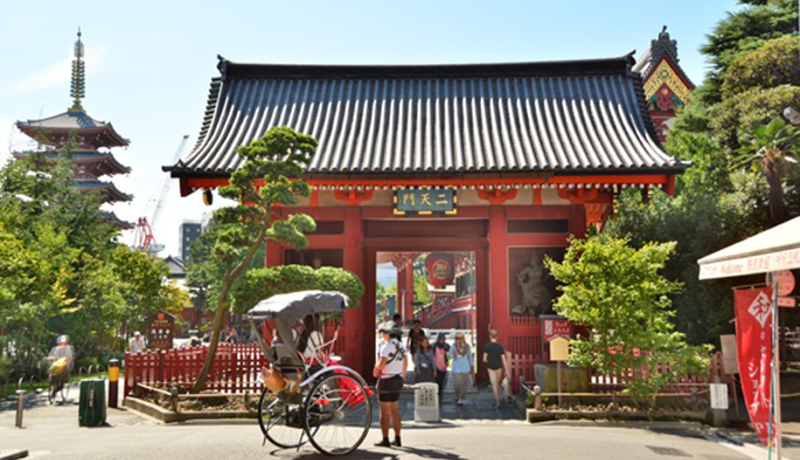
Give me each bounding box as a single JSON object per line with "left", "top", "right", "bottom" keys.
{"left": 414, "top": 382, "right": 440, "bottom": 422}
{"left": 79, "top": 379, "right": 106, "bottom": 427}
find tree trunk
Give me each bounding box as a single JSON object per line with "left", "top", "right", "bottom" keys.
{"left": 191, "top": 225, "right": 270, "bottom": 392}
{"left": 764, "top": 161, "right": 787, "bottom": 227}
{"left": 191, "top": 276, "right": 233, "bottom": 393}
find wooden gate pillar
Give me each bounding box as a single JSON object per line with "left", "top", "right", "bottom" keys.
{"left": 342, "top": 207, "right": 365, "bottom": 374}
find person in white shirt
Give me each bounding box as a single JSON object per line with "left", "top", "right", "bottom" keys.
{"left": 128, "top": 331, "right": 147, "bottom": 354}
{"left": 373, "top": 322, "right": 408, "bottom": 448}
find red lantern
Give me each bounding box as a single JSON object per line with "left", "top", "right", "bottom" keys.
{"left": 426, "top": 253, "right": 455, "bottom": 287}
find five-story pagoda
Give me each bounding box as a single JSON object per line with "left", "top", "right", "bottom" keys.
{"left": 15, "top": 30, "right": 132, "bottom": 227}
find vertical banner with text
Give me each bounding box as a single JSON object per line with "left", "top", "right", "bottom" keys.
{"left": 734, "top": 287, "right": 775, "bottom": 446}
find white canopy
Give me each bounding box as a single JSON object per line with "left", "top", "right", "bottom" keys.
{"left": 698, "top": 215, "right": 800, "bottom": 279}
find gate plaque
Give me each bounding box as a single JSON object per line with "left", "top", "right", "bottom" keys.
{"left": 393, "top": 189, "right": 456, "bottom": 216}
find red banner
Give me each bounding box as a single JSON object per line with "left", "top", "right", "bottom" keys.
{"left": 734, "top": 288, "right": 775, "bottom": 446}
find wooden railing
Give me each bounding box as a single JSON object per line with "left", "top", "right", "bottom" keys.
{"left": 510, "top": 351, "right": 731, "bottom": 397}
{"left": 124, "top": 344, "right": 268, "bottom": 397}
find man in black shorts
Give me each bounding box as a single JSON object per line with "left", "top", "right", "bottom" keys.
{"left": 373, "top": 322, "right": 408, "bottom": 447}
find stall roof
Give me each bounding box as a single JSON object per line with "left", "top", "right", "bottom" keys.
{"left": 166, "top": 54, "right": 685, "bottom": 178}
{"left": 698, "top": 216, "right": 800, "bottom": 279}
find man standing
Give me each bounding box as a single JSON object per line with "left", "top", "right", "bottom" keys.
{"left": 407, "top": 319, "right": 426, "bottom": 366}
{"left": 483, "top": 329, "right": 510, "bottom": 407}
{"left": 129, "top": 331, "right": 147, "bottom": 354}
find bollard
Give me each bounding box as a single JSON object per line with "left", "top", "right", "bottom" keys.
{"left": 15, "top": 389, "right": 26, "bottom": 428}
{"left": 533, "top": 385, "right": 542, "bottom": 410}
{"left": 108, "top": 359, "right": 120, "bottom": 409}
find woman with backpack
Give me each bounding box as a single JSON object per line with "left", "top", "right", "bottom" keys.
{"left": 414, "top": 337, "right": 436, "bottom": 383}
{"left": 432, "top": 333, "right": 450, "bottom": 396}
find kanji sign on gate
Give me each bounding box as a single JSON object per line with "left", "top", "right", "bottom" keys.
{"left": 734, "top": 288, "right": 775, "bottom": 446}
{"left": 543, "top": 318, "right": 572, "bottom": 341}
{"left": 393, "top": 189, "right": 457, "bottom": 216}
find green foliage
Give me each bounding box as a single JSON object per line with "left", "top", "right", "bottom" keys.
{"left": 713, "top": 83, "right": 800, "bottom": 151}
{"left": 721, "top": 35, "right": 800, "bottom": 98}
{"left": 605, "top": 189, "right": 748, "bottom": 345}
{"left": 698, "top": 0, "right": 797, "bottom": 104}
{"left": 231, "top": 265, "right": 365, "bottom": 314}
{"left": 189, "top": 126, "right": 319, "bottom": 391}
{"left": 545, "top": 236, "right": 711, "bottom": 403}
{"left": 0, "top": 146, "right": 184, "bottom": 378}
{"left": 413, "top": 272, "right": 432, "bottom": 307}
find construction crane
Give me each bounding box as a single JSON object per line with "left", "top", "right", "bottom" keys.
{"left": 133, "top": 135, "right": 190, "bottom": 253}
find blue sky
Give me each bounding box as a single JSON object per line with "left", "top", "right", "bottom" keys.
{"left": 0, "top": 0, "right": 738, "bottom": 257}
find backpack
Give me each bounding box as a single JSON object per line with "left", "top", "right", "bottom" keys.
{"left": 435, "top": 347, "right": 447, "bottom": 371}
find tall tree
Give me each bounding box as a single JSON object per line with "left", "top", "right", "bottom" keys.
{"left": 192, "top": 127, "right": 317, "bottom": 392}
{"left": 545, "top": 236, "right": 710, "bottom": 404}
{"left": 735, "top": 117, "right": 799, "bottom": 225}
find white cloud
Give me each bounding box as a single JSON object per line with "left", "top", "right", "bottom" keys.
{"left": 4, "top": 45, "right": 106, "bottom": 98}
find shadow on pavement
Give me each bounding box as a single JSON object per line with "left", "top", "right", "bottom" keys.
{"left": 270, "top": 448, "right": 399, "bottom": 460}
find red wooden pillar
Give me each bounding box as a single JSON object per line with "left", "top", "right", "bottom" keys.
{"left": 570, "top": 204, "right": 587, "bottom": 239}
{"left": 485, "top": 206, "right": 508, "bottom": 380}
{"left": 265, "top": 208, "right": 284, "bottom": 267}
{"left": 363, "top": 249, "right": 377, "bottom": 380}
{"left": 342, "top": 207, "right": 364, "bottom": 374}
{"left": 402, "top": 258, "right": 414, "bottom": 325}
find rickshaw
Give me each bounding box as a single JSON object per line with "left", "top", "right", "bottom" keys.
{"left": 247, "top": 290, "right": 373, "bottom": 456}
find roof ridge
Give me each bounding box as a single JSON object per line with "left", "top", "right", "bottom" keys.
{"left": 217, "top": 53, "right": 637, "bottom": 80}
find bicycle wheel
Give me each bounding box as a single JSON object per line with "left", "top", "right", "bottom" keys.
{"left": 257, "top": 389, "right": 308, "bottom": 449}
{"left": 304, "top": 373, "right": 372, "bottom": 456}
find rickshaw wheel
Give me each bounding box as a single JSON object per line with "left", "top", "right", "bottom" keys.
{"left": 304, "top": 373, "right": 372, "bottom": 456}
{"left": 258, "top": 388, "right": 313, "bottom": 449}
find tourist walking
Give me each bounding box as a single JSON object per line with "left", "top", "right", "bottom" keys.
{"left": 407, "top": 319, "right": 426, "bottom": 365}
{"left": 128, "top": 331, "right": 147, "bottom": 354}
{"left": 414, "top": 337, "right": 436, "bottom": 383}
{"left": 373, "top": 322, "right": 408, "bottom": 448}
{"left": 483, "top": 329, "right": 511, "bottom": 407}
{"left": 450, "top": 332, "right": 473, "bottom": 405}
{"left": 433, "top": 333, "right": 450, "bottom": 396}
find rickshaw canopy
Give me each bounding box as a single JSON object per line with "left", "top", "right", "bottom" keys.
{"left": 246, "top": 290, "right": 350, "bottom": 325}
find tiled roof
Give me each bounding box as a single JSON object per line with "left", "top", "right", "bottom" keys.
{"left": 17, "top": 110, "right": 129, "bottom": 147}
{"left": 167, "top": 54, "right": 684, "bottom": 177}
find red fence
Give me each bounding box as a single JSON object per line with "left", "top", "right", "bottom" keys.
{"left": 510, "top": 351, "right": 730, "bottom": 396}
{"left": 124, "top": 344, "right": 268, "bottom": 397}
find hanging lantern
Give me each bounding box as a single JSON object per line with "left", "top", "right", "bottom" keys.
{"left": 426, "top": 253, "right": 455, "bottom": 287}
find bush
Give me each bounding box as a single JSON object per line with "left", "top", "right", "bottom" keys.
{"left": 231, "top": 265, "right": 365, "bottom": 314}
{"left": 545, "top": 235, "right": 711, "bottom": 405}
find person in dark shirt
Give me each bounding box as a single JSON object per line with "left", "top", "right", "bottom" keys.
{"left": 407, "top": 319, "right": 426, "bottom": 365}
{"left": 483, "top": 329, "right": 510, "bottom": 407}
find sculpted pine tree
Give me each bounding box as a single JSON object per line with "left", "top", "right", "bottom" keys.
{"left": 192, "top": 127, "right": 317, "bottom": 392}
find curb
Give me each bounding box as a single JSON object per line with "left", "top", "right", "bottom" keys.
{"left": 123, "top": 397, "right": 255, "bottom": 423}
{"left": 534, "top": 419, "right": 705, "bottom": 430}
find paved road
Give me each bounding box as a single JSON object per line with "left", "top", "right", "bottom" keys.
{"left": 2, "top": 397, "right": 797, "bottom": 460}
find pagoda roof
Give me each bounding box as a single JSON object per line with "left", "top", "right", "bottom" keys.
{"left": 75, "top": 180, "right": 132, "bottom": 202}
{"left": 167, "top": 53, "right": 684, "bottom": 179}
{"left": 14, "top": 150, "right": 130, "bottom": 175}
{"left": 100, "top": 210, "right": 134, "bottom": 229}
{"left": 16, "top": 110, "right": 129, "bottom": 148}
{"left": 633, "top": 26, "right": 695, "bottom": 89}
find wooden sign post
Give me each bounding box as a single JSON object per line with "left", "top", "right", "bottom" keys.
{"left": 549, "top": 336, "right": 570, "bottom": 406}
{"left": 147, "top": 311, "right": 175, "bottom": 350}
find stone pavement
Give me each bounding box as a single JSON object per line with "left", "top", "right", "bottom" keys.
{"left": 0, "top": 402, "right": 771, "bottom": 460}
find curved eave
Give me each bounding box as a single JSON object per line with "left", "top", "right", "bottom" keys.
{"left": 16, "top": 123, "right": 130, "bottom": 148}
